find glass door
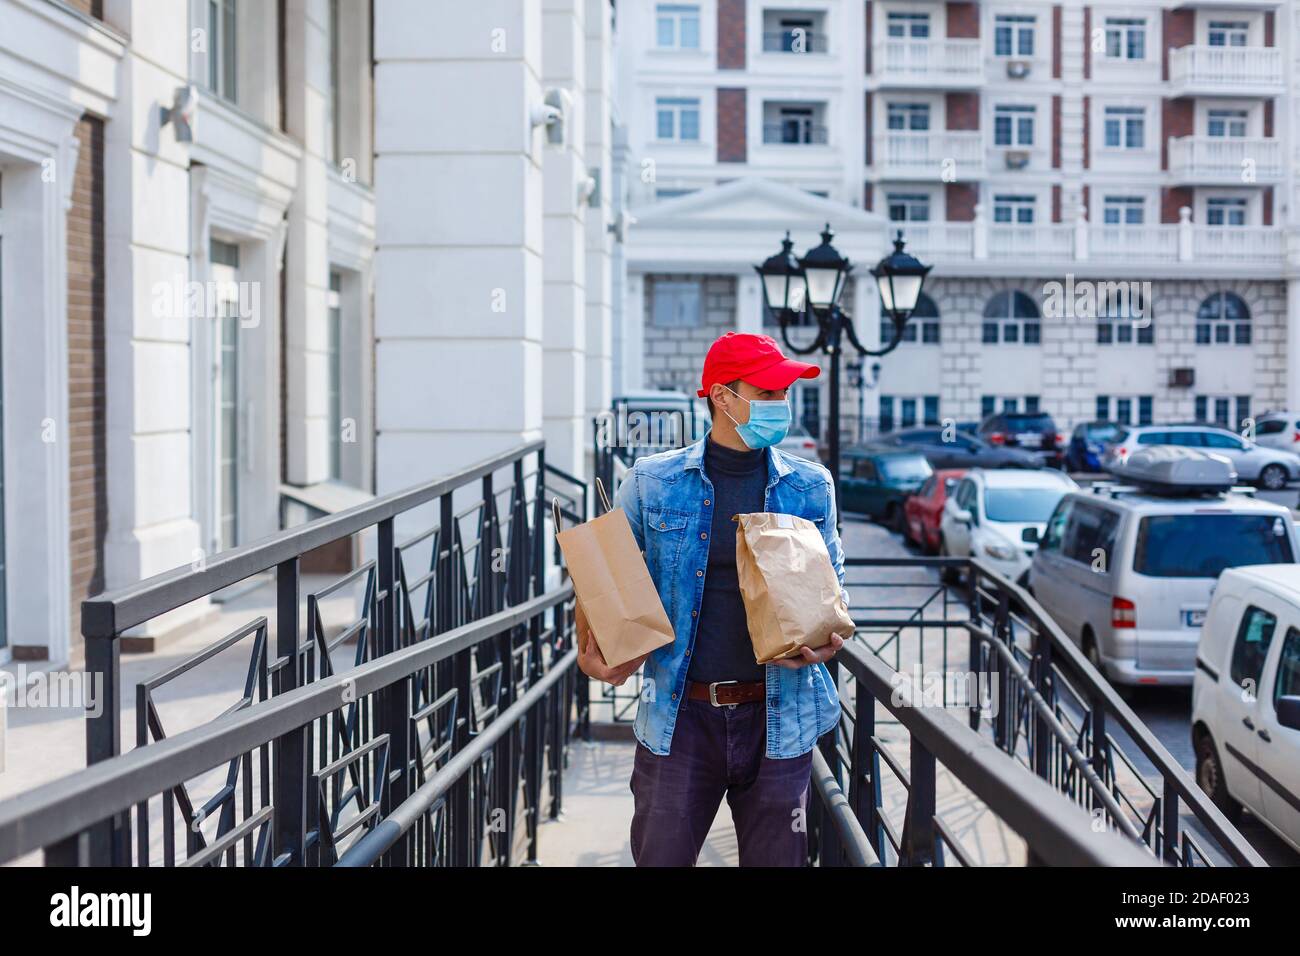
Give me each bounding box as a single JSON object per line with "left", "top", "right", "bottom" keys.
{"left": 210, "top": 243, "right": 241, "bottom": 552}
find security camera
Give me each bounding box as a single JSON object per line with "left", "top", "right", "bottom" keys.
{"left": 161, "top": 85, "right": 199, "bottom": 143}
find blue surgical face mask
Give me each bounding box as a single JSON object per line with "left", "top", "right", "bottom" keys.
{"left": 721, "top": 385, "right": 792, "bottom": 449}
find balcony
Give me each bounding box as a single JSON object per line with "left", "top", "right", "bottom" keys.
{"left": 1168, "top": 45, "right": 1284, "bottom": 97}
{"left": 1167, "top": 136, "right": 1282, "bottom": 184}
{"left": 762, "top": 122, "right": 829, "bottom": 145}
{"left": 761, "top": 30, "right": 829, "bottom": 54}
{"left": 872, "top": 39, "right": 983, "bottom": 88}
{"left": 874, "top": 131, "right": 983, "bottom": 179}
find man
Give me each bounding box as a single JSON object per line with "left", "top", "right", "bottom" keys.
{"left": 577, "top": 331, "right": 849, "bottom": 867}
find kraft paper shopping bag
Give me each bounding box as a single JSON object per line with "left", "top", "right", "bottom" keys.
{"left": 734, "top": 512, "right": 855, "bottom": 664}
{"left": 554, "top": 480, "right": 674, "bottom": 668}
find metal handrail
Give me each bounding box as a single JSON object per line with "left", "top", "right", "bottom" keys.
{"left": 0, "top": 585, "right": 574, "bottom": 865}
{"left": 810, "top": 749, "right": 881, "bottom": 867}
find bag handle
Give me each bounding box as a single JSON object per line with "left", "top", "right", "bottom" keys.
{"left": 594, "top": 477, "right": 612, "bottom": 513}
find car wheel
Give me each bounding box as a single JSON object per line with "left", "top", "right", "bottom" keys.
{"left": 1258, "top": 464, "right": 1288, "bottom": 491}
{"left": 1194, "top": 731, "right": 1242, "bottom": 824}
{"left": 939, "top": 536, "right": 960, "bottom": 585}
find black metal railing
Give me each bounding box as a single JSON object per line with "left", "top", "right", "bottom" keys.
{"left": 761, "top": 122, "right": 829, "bottom": 145}
{"left": 761, "top": 30, "right": 829, "bottom": 53}
{"left": 838, "top": 555, "right": 1265, "bottom": 867}
{"left": 0, "top": 441, "right": 586, "bottom": 867}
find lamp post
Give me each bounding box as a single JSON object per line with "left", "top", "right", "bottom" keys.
{"left": 755, "top": 226, "right": 932, "bottom": 527}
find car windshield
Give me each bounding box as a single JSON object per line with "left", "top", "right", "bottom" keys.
{"left": 1134, "top": 514, "right": 1295, "bottom": 578}
{"left": 879, "top": 457, "right": 931, "bottom": 481}
{"left": 1085, "top": 423, "right": 1121, "bottom": 443}
{"left": 1004, "top": 414, "right": 1055, "bottom": 432}
{"left": 984, "top": 485, "right": 1067, "bottom": 523}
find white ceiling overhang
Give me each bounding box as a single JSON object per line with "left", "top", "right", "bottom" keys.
{"left": 626, "top": 177, "right": 890, "bottom": 274}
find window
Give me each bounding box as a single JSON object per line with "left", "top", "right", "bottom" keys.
{"left": 994, "top": 105, "right": 1034, "bottom": 147}
{"left": 656, "top": 4, "right": 700, "bottom": 49}
{"left": 982, "top": 290, "right": 1041, "bottom": 345}
{"left": 887, "top": 12, "right": 930, "bottom": 38}
{"left": 656, "top": 97, "right": 700, "bottom": 141}
{"left": 992, "top": 194, "right": 1035, "bottom": 224}
{"left": 1102, "top": 196, "right": 1144, "bottom": 226}
{"left": 327, "top": 0, "right": 340, "bottom": 164}
{"left": 1274, "top": 628, "right": 1300, "bottom": 708}
{"left": 1063, "top": 503, "right": 1120, "bottom": 566}
{"left": 768, "top": 16, "right": 824, "bottom": 53}
{"left": 1040, "top": 500, "right": 1072, "bottom": 553}
{"left": 1104, "top": 17, "right": 1146, "bottom": 60}
{"left": 994, "top": 15, "right": 1035, "bottom": 57}
{"left": 982, "top": 395, "right": 1039, "bottom": 417}
{"left": 1195, "top": 292, "right": 1251, "bottom": 345}
{"left": 655, "top": 187, "right": 696, "bottom": 199}
{"left": 1230, "top": 606, "right": 1277, "bottom": 690}
{"left": 886, "top": 192, "right": 930, "bottom": 223}
{"left": 1194, "top": 395, "right": 1252, "bottom": 431}
{"left": 1206, "top": 197, "right": 1247, "bottom": 227}
{"left": 1207, "top": 21, "right": 1249, "bottom": 48}
{"left": 796, "top": 383, "right": 821, "bottom": 438}
{"left": 880, "top": 395, "right": 940, "bottom": 430}
{"left": 1096, "top": 395, "right": 1154, "bottom": 426}
{"left": 882, "top": 293, "right": 939, "bottom": 345}
{"left": 652, "top": 279, "right": 702, "bottom": 327}
{"left": 1134, "top": 514, "right": 1293, "bottom": 578}
{"left": 1097, "top": 287, "right": 1152, "bottom": 344}
{"left": 768, "top": 106, "right": 823, "bottom": 144}
{"left": 1207, "top": 109, "right": 1248, "bottom": 139}
{"left": 327, "top": 271, "right": 343, "bottom": 479}
{"left": 887, "top": 102, "right": 930, "bottom": 131}
{"left": 1103, "top": 107, "right": 1145, "bottom": 149}
{"left": 208, "top": 0, "right": 237, "bottom": 102}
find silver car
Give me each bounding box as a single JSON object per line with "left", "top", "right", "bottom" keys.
{"left": 1102, "top": 424, "right": 1300, "bottom": 490}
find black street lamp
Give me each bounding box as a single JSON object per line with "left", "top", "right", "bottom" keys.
{"left": 756, "top": 225, "right": 932, "bottom": 526}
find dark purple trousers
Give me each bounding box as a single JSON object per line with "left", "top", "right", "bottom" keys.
{"left": 629, "top": 697, "right": 814, "bottom": 867}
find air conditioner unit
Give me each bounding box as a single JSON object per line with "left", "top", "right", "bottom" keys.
{"left": 1004, "top": 149, "right": 1030, "bottom": 170}
{"left": 1168, "top": 367, "right": 1195, "bottom": 388}
{"left": 1006, "top": 60, "right": 1031, "bottom": 79}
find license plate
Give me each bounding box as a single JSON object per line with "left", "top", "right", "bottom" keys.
{"left": 1184, "top": 609, "right": 1207, "bottom": 628}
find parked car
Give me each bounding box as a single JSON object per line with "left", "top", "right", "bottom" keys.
{"left": 776, "top": 423, "right": 821, "bottom": 462}
{"left": 1253, "top": 410, "right": 1300, "bottom": 452}
{"left": 1065, "top": 420, "right": 1124, "bottom": 473}
{"left": 1102, "top": 423, "right": 1300, "bottom": 491}
{"left": 840, "top": 447, "right": 933, "bottom": 528}
{"left": 903, "top": 469, "right": 965, "bottom": 553}
{"left": 1192, "top": 564, "right": 1300, "bottom": 851}
{"left": 877, "top": 427, "right": 1040, "bottom": 470}
{"left": 939, "top": 467, "right": 1077, "bottom": 584}
{"left": 978, "top": 411, "right": 1067, "bottom": 468}
{"left": 1030, "top": 447, "right": 1298, "bottom": 688}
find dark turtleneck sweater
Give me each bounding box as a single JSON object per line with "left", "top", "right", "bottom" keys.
{"left": 687, "top": 437, "right": 768, "bottom": 684}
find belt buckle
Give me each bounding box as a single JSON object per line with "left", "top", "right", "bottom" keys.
{"left": 708, "top": 680, "right": 739, "bottom": 708}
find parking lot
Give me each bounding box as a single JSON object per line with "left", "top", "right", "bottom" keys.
{"left": 842, "top": 501, "right": 1300, "bottom": 865}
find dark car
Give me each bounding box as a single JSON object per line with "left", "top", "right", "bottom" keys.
{"left": 978, "top": 411, "right": 1066, "bottom": 468}
{"left": 877, "top": 427, "right": 1041, "bottom": 470}
{"left": 839, "top": 447, "right": 933, "bottom": 529}
{"left": 1064, "top": 420, "right": 1123, "bottom": 473}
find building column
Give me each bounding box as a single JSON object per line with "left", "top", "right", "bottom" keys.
{"left": 542, "top": 0, "right": 588, "bottom": 477}
{"left": 373, "top": 0, "right": 545, "bottom": 498}
{"left": 736, "top": 273, "right": 763, "bottom": 334}
{"left": 623, "top": 272, "right": 646, "bottom": 391}
{"left": 583, "top": 0, "right": 614, "bottom": 443}
{"left": 1287, "top": 278, "right": 1300, "bottom": 413}
{"left": 283, "top": 0, "right": 333, "bottom": 486}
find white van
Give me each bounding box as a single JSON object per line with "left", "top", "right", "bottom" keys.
{"left": 1029, "top": 447, "right": 1298, "bottom": 686}
{"left": 1191, "top": 565, "right": 1300, "bottom": 852}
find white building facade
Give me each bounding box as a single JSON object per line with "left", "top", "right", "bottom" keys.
{"left": 616, "top": 0, "right": 1300, "bottom": 443}
{"left": 0, "top": 0, "right": 619, "bottom": 664}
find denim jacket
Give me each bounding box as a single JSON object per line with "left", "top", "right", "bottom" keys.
{"left": 614, "top": 437, "right": 844, "bottom": 759}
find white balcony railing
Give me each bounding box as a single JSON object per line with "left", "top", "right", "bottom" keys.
{"left": 872, "top": 39, "right": 983, "bottom": 84}
{"left": 874, "top": 131, "right": 983, "bottom": 178}
{"left": 1168, "top": 45, "right": 1284, "bottom": 92}
{"left": 887, "top": 214, "right": 1284, "bottom": 268}
{"left": 1167, "top": 136, "right": 1283, "bottom": 183}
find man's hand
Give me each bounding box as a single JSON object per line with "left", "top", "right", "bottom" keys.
{"left": 773, "top": 632, "right": 846, "bottom": 669}
{"left": 575, "top": 602, "right": 650, "bottom": 686}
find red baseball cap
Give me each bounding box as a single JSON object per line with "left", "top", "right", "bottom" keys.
{"left": 696, "top": 332, "right": 820, "bottom": 398}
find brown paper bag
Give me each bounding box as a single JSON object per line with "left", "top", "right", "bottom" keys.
{"left": 734, "top": 512, "right": 856, "bottom": 664}
{"left": 554, "top": 480, "right": 675, "bottom": 668}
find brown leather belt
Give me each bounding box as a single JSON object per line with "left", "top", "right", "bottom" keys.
{"left": 685, "top": 679, "right": 766, "bottom": 707}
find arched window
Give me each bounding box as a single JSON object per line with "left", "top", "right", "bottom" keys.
{"left": 982, "top": 290, "right": 1040, "bottom": 344}
{"left": 880, "top": 292, "right": 939, "bottom": 345}
{"left": 1196, "top": 292, "right": 1250, "bottom": 345}
{"left": 1097, "top": 285, "right": 1153, "bottom": 345}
